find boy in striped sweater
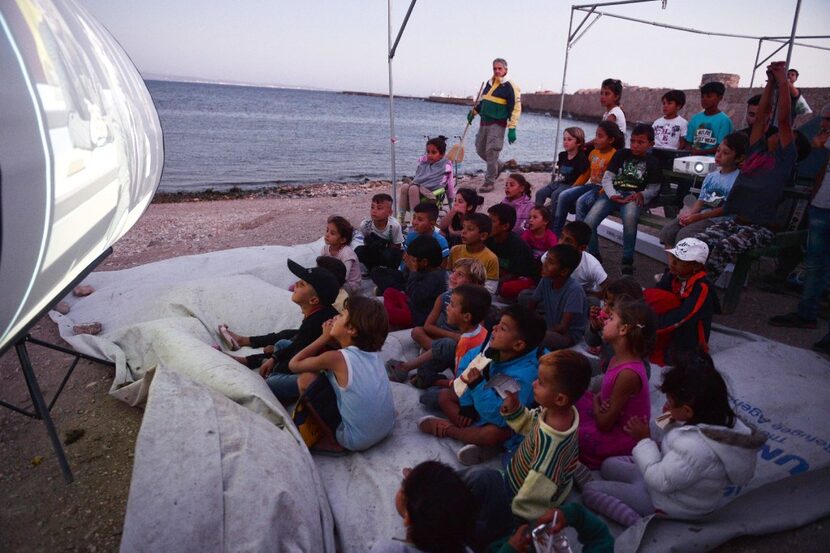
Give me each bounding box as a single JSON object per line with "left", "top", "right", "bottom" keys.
{"left": 459, "top": 350, "right": 592, "bottom": 545}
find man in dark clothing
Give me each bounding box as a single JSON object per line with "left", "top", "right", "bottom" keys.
{"left": 693, "top": 61, "right": 798, "bottom": 279}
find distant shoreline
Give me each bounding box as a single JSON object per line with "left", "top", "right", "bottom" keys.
{"left": 151, "top": 179, "right": 391, "bottom": 204}
{"left": 150, "top": 159, "right": 557, "bottom": 204}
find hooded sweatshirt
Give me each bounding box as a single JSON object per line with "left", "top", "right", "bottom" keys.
{"left": 632, "top": 417, "right": 766, "bottom": 519}
{"left": 413, "top": 155, "right": 453, "bottom": 192}
{"left": 501, "top": 195, "right": 534, "bottom": 234}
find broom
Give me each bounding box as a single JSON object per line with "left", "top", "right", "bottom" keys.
{"left": 447, "top": 81, "right": 486, "bottom": 163}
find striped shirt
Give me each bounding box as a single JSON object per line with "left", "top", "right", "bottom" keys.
{"left": 503, "top": 405, "right": 580, "bottom": 520}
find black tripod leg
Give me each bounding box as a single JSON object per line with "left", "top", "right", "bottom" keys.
{"left": 15, "top": 342, "right": 74, "bottom": 483}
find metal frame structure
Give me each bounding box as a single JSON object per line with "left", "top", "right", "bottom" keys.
{"left": 387, "top": 0, "right": 418, "bottom": 214}
{"left": 0, "top": 248, "right": 115, "bottom": 483}
{"left": 383, "top": 0, "right": 828, "bottom": 204}
{"left": 553, "top": 0, "right": 830, "bottom": 160}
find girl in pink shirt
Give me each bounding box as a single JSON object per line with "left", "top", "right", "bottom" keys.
{"left": 577, "top": 298, "right": 655, "bottom": 469}
{"left": 521, "top": 205, "right": 558, "bottom": 260}
{"left": 501, "top": 173, "right": 534, "bottom": 233}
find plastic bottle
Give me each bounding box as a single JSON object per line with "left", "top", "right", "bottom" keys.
{"left": 552, "top": 531, "right": 573, "bottom": 553}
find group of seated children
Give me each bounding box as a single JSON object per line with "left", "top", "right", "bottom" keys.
{"left": 211, "top": 70, "right": 812, "bottom": 548}
{"left": 394, "top": 299, "right": 761, "bottom": 551}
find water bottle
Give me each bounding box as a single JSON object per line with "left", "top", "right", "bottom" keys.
{"left": 532, "top": 523, "right": 574, "bottom": 553}
{"left": 552, "top": 531, "right": 573, "bottom": 553}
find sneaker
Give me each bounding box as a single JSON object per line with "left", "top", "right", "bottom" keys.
{"left": 653, "top": 272, "right": 663, "bottom": 283}
{"left": 621, "top": 264, "right": 634, "bottom": 276}
{"left": 768, "top": 313, "right": 818, "bottom": 329}
{"left": 813, "top": 336, "right": 830, "bottom": 355}
{"left": 480, "top": 182, "right": 495, "bottom": 193}
{"left": 456, "top": 444, "right": 501, "bottom": 466}
{"left": 418, "top": 415, "right": 450, "bottom": 437}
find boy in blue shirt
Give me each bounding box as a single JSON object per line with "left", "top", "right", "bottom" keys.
{"left": 681, "top": 81, "right": 734, "bottom": 155}
{"left": 528, "top": 244, "right": 587, "bottom": 351}
{"left": 405, "top": 202, "right": 450, "bottom": 260}
{"left": 418, "top": 305, "right": 546, "bottom": 465}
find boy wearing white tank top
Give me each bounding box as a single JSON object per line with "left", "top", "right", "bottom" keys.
{"left": 289, "top": 296, "right": 395, "bottom": 453}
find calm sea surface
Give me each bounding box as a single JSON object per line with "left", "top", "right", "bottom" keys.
{"left": 146, "top": 80, "right": 598, "bottom": 192}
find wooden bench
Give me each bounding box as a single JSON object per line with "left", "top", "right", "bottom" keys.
{"left": 635, "top": 171, "right": 813, "bottom": 315}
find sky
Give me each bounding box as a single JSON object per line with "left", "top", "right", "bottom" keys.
{"left": 78, "top": 0, "right": 830, "bottom": 96}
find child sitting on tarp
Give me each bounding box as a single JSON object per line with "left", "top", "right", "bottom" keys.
{"left": 418, "top": 305, "right": 546, "bottom": 466}
{"left": 321, "top": 215, "right": 362, "bottom": 294}
{"left": 385, "top": 258, "right": 487, "bottom": 385}
{"left": 456, "top": 350, "right": 592, "bottom": 548}
{"left": 377, "top": 463, "right": 614, "bottom": 553}
{"left": 372, "top": 203, "right": 450, "bottom": 294}
{"left": 582, "top": 353, "right": 765, "bottom": 526}
{"left": 645, "top": 238, "right": 718, "bottom": 366}
{"left": 485, "top": 203, "right": 538, "bottom": 299}
{"left": 576, "top": 298, "right": 654, "bottom": 472}
{"left": 383, "top": 235, "right": 447, "bottom": 329}
{"left": 355, "top": 193, "right": 405, "bottom": 272}
{"left": 525, "top": 244, "right": 588, "bottom": 352}
{"left": 288, "top": 296, "right": 395, "bottom": 453}
{"left": 585, "top": 276, "right": 648, "bottom": 381}
{"left": 217, "top": 259, "right": 340, "bottom": 403}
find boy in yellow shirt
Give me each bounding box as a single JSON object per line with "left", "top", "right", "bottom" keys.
{"left": 448, "top": 212, "right": 500, "bottom": 294}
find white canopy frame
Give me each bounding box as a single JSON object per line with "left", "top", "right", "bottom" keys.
{"left": 383, "top": 0, "right": 829, "bottom": 203}
{"left": 553, "top": 0, "right": 830, "bottom": 160}
{"left": 387, "top": 0, "right": 418, "bottom": 214}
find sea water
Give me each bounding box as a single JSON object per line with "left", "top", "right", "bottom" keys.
{"left": 146, "top": 80, "right": 597, "bottom": 192}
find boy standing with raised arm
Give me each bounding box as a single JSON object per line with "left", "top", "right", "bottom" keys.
{"left": 692, "top": 61, "right": 800, "bottom": 279}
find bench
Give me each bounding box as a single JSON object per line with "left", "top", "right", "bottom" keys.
{"left": 636, "top": 171, "right": 812, "bottom": 315}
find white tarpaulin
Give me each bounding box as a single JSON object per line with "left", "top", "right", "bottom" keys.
{"left": 120, "top": 366, "right": 337, "bottom": 553}
{"left": 51, "top": 243, "right": 830, "bottom": 552}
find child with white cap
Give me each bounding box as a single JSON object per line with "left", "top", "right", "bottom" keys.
{"left": 644, "top": 238, "right": 718, "bottom": 365}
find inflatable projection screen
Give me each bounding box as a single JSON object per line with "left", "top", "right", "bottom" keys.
{"left": 0, "top": 0, "right": 163, "bottom": 355}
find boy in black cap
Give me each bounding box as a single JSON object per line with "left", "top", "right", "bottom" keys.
{"left": 218, "top": 258, "right": 340, "bottom": 402}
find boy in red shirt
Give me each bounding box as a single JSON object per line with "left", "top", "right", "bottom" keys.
{"left": 645, "top": 238, "right": 718, "bottom": 365}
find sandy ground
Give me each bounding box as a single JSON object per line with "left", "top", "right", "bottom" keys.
{"left": 1, "top": 173, "right": 828, "bottom": 552}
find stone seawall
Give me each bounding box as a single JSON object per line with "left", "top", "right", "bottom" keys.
{"left": 521, "top": 87, "right": 830, "bottom": 128}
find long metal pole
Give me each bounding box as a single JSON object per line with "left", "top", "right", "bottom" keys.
{"left": 772, "top": 0, "right": 802, "bottom": 124}
{"left": 578, "top": 7, "right": 829, "bottom": 52}
{"left": 745, "top": 38, "right": 764, "bottom": 126}
{"left": 390, "top": 0, "right": 417, "bottom": 60}
{"left": 784, "top": 0, "right": 801, "bottom": 70}
{"left": 387, "top": 0, "right": 398, "bottom": 214}
{"left": 553, "top": 7, "right": 576, "bottom": 163}
{"left": 748, "top": 39, "right": 763, "bottom": 91}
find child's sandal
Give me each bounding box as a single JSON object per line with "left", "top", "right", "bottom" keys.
{"left": 217, "top": 324, "right": 240, "bottom": 351}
